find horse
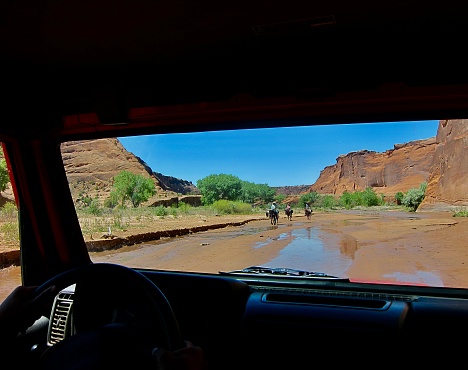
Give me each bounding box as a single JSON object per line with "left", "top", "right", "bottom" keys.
{"left": 285, "top": 208, "right": 293, "bottom": 221}
{"left": 305, "top": 208, "right": 312, "bottom": 220}
{"left": 269, "top": 209, "right": 279, "bottom": 225}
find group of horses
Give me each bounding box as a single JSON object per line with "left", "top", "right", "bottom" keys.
{"left": 266, "top": 206, "right": 311, "bottom": 225}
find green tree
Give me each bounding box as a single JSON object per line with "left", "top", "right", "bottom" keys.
{"left": 339, "top": 187, "right": 381, "bottom": 208}
{"left": 340, "top": 191, "right": 354, "bottom": 209}
{"left": 361, "top": 187, "right": 381, "bottom": 207}
{"left": 104, "top": 193, "right": 119, "bottom": 209}
{"left": 196, "top": 174, "right": 243, "bottom": 205}
{"left": 274, "top": 194, "right": 286, "bottom": 204}
{"left": 395, "top": 191, "right": 404, "bottom": 205}
{"left": 0, "top": 158, "right": 10, "bottom": 192}
{"left": 85, "top": 198, "right": 102, "bottom": 216}
{"left": 402, "top": 182, "right": 427, "bottom": 212}
{"left": 299, "top": 192, "right": 319, "bottom": 208}
{"left": 321, "top": 194, "right": 336, "bottom": 209}
{"left": 110, "top": 170, "right": 156, "bottom": 208}
{"left": 239, "top": 181, "right": 257, "bottom": 203}
{"left": 240, "top": 181, "right": 276, "bottom": 204}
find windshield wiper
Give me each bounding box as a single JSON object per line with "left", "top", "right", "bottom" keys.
{"left": 220, "top": 266, "right": 348, "bottom": 280}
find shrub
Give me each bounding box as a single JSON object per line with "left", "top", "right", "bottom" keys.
{"left": 178, "top": 201, "right": 191, "bottom": 214}
{"left": 299, "top": 192, "right": 319, "bottom": 208}
{"left": 339, "top": 191, "right": 354, "bottom": 209}
{"left": 104, "top": 194, "right": 119, "bottom": 208}
{"left": 0, "top": 158, "right": 10, "bottom": 192}
{"left": 274, "top": 194, "right": 286, "bottom": 204}
{"left": 88, "top": 199, "right": 102, "bottom": 216}
{"left": 0, "top": 222, "right": 19, "bottom": 244}
{"left": 453, "top": 208, "right": 468, "bottom": 217}
{"left": 339, "top": 188, "right": 382, "bottom": 209}
{"left": 402, "top": 182, "right": 427, "bottom": 211}
{"left": 321, "top": 195, "right": 336, "bottom": 209}
{"left": 212, "top": 200, "right": 252, "bottom": 215}
{"left": 154, "top": 205, "right": 168, "bottom": 217}
{"left": 1, "top": 202, "right": 17, "bottom": 219}
{"left": 395, "top": 192, "right": 404, "bottom": 205}
{"left": 112, "top": 212, "right": 128, "bottom": 230}
{"left": 361, "top": 187, "right": 381, "bottom": 207}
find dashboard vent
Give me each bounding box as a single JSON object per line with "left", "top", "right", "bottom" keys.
{"left": 251, "top": 286, "right": 416, "bottom": 302}
{"left": 47, "top": 290, "right": 74, "bottom": 346}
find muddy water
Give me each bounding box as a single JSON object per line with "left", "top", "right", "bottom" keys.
{"left": 88, "top": 220, "right": 359, "bottom": 278}
{"left": 265, "top": 226, "right": 355, "bottom": 277}
{"left": 87, "top": 210, "right": 463, "bottom": 287}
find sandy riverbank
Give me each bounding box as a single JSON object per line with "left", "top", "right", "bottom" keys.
{"left": 90, "top": 209, "right": 468, "bottom": 288}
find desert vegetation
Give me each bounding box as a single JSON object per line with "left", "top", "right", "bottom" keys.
{"left": 1, "top": 169, "right": 467, "bottom": 249}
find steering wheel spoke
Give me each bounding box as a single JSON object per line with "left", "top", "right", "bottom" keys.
{"left": 36, "top": 263, "right": 182, "bottom": 369}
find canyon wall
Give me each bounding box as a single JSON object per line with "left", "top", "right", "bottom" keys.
{"left": 308, "top": 138, "right": 436, "bottom": 196}
{"left": 307, "top": 119, "right": 467, "bottom": 211}
{"left": 418, "top": 119, "right": 468, "bottom": 211}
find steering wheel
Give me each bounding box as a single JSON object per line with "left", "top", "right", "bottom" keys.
{"left": 35, "top": 263, "right": 183, "bottom": 369}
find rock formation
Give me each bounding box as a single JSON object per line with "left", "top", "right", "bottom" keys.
{"left": 418, "top": 119, "right": 468, "bottom": 211}
{"left": 306, "top": 119, "right": 467, "bottom": 211}
{"left": 61, "top": 138, "right": 199, "bottom": 207}
{"left": 308, "top": 138, "right": 436, "bottom": 196}
{"left": 274, "top": 185, "right": 312, "bottom": 197}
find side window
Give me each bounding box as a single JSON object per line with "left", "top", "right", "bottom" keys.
{"left": 0, "top": 144, "right": 21, "bottom": 302}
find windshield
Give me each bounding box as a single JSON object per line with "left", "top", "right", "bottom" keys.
{"left": 60, "top": 119, "right": 468, "bottom": 288}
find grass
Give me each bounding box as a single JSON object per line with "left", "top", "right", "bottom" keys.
{"left": 76, "top": 202, "right": 264, "bottom": 240}
{"left": 453, "top": 208, "right": 468, "bottom": 217}
{"left": 1, "top": 202, "right": 467, "bottom": 248}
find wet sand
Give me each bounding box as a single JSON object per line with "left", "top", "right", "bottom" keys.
{"left": 1, "top": 210, "right": 467, "bottom": 302}
{"left": 83, "top": 210, "right": 468, "bottom": 287}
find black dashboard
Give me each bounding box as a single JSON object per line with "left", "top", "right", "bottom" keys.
{"left": 14, "top": 267, "right": 468, "bottom": 369}
{"left": 143, "top": 271, "right": 468, "bottom": 368}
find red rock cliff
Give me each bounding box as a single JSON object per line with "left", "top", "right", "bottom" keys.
{"left": 418, "top": 119, "right": 468, "bottom": 211}
{"left": 308, "top": 138, "right": 436, "bottom": 196}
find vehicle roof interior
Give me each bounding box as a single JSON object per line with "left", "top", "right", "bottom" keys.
{"left": 1, "top": 0, "right": 468, "bottom": 136}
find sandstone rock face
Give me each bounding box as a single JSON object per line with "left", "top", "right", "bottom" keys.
{"left": 274, "top": 185, "right": 312, "bottom": 196}
{"left": 61, "top": 138, "right": 198, "bottom": 206}
{"left": 418, "top": 119, "right": 468, "bottom": 211}
{"left": 308, "top": 138, "right": 436, "bottom": 196}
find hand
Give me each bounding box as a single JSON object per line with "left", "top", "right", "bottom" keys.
{"left": 153, "top": 340, "right": 207, "bottom": 370}
{"left": 0, "top": 285, "right": 57, "bottom": 341}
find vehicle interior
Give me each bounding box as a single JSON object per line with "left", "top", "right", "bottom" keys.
{"left": 1, "top": 0, "right": 468, "bottom": 369}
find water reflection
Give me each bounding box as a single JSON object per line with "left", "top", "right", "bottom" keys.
{"left": 340, "top": 234, "right": 358, "bottom": 258}
{"left": 265, "top": 227, "right": 354, "bottom": 278}
{"left": 384, "top": 271, "right": 443, "bottom": 286}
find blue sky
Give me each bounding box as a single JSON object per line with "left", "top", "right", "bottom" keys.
{"left": 119, "top": 120, "right": 440, "bottom": 187}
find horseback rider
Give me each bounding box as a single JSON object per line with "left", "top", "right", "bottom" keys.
{"left": 285, "top": 202, "right": 293, "bottom": 220}
{"left": 270, "top": 201, "right": 279, "bottom": 216}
